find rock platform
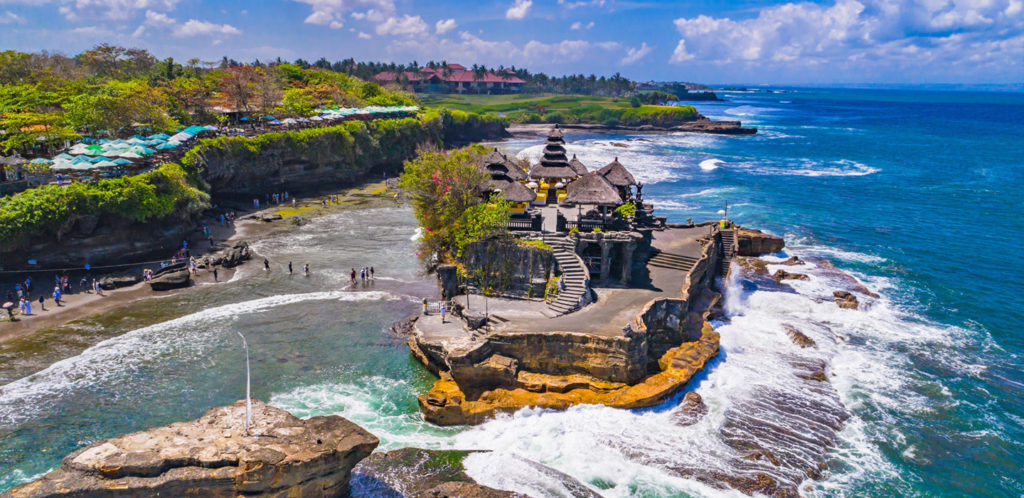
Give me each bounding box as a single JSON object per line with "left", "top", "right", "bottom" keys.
{"left": 4, "top": 400, "right": 378, "bottom": 497}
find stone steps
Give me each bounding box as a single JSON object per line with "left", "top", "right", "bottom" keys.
{"left": 719, "top": 229, "right": 735, "bottom": 277}
{"left": 647, "top": 250, "right": 698, "bottom": 271}
{"left": 542, "top": 235, "right": 588, "bottom": 316}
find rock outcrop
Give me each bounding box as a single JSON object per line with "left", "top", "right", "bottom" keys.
{"left": 352, "top": 448, "right": 600, "bottom": 497}
{"left": 99, "top": 275, "right": 141, "bottom": 290}
{"left": 147, "top": 268, "right": 191, "bottom": 291}
{"left": 833, "top": 291, "right": 859, "bottom": 310}
{"left": 5, "top": 399, "right": 378, "bottom": 498}
{"left": 736, "top": 228, "right": 785, "bottom": 257}
{"left": 772, "top": 269, "right": 808, "bottom": 283}
{"left": 783, "top": 324, "right": 816, "bottom": 348}
{"left": 672, "top": 391, "right": 709, "bottom": 426}
{"left": 217, "top": 241, "right": 251, "bottom": 268}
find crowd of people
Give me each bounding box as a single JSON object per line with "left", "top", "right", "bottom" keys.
{"left": 3, "top": 273, "right": 107, "bottom": 321}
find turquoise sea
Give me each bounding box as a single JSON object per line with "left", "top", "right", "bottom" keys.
{"left": 1, "top": 88, "right": 1023, "bottom": 496}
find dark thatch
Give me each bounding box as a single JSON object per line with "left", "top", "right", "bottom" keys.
{"left": 491, "top": 179, "right": 537, "bottom": 203}
{"left": 482, "top": 148, "right": 528, "bottom": 182}
{"left": 597, "top": 157, "right": 636, "bottom": 187}
{"left": 568, "top": 154, "right": 588, "bottom": 175}
{"left": 564, "top": 172, "right": 623, "bottom": 206}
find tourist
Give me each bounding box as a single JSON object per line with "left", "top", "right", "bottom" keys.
{"left": 15, "top": 284, "right": 22, "bottom": 300}
{"left": 81, "top": 277, "right": 89, "bottom": 293}
{"left": 213, "top": 268, "right": 218, "bottom": 282}
{"left": 360, "top": 267, "right": 366, "bottom": 282}
{"left": 264, "top": 258, "right": 270, "bottom": 271}
{"left": 53, "top": 286, "right": 61, "bottom": 306}
{"left": 183, "top": 240, "right": 188, "bottom": 250}
{"left": 220, "top": 214, "right": 225, "bottom": 226}
{"left": 422, "top": 297, "right": 428, "bottom": 315}
{"left": 38, "top": 295, "right": 45, "bottom": 311}
{"left": 370, "top": 266, "right": 375, "bottom": 280}
{"left": 24, "top": 277, "right": 31, "bottom": 292}
{"left": 291, "top": 198, "right": 296, "bottom": 207}
{"left": 288, "top": 261, "right": 293, "bottom": 274}
{"left": 350, "top": 268, "right": 356, "bottom": 285}
{"left": 440, "top": 301, "right": 447, "bottom": 323}
{"left": 303, "top": 263, "right": 310, "bottom": 276}
{"left": 209, "top": 235, "right": 215, "bottom": 248}
{"left": 6, "top": 307, "right": 14, "bottom": 322}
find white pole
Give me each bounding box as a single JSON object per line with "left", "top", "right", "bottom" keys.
{"left": 236, "top": 332, "right": 252, "bottom": 434}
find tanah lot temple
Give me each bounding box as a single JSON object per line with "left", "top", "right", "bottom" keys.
{"left": 408, "top": 126, "right": 786, "bottom": 426}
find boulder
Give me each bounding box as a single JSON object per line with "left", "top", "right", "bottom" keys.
{"left": 783, "top": 324, "right": 816, "bottom": 348}
{"left": 99, "top": 275, "right": 141, "bottom": 290}
{"left": 219, "top": 241, "right": 251, "bottom": 269}
{"left": 833, "top": 291, "right": 859, "bottom": 310}
{"left": 147, "top": 268, "right": 191, "bottom": 291}
{"left": 6, "top": 399, "right": 378, "bottom": 497}
{"left": 450, "top": 354, "right": 519, "bottom": 393}
{"left": 772, "top": 269, "right": 808, "bottom": 283}
{"left": 672, "top": 391, "right": 708, "bottom": 426}
{"left": 736, "top": 228, "right": 785, "bottom": 257}
{"left": 778, "top": 256, "right": 804, "bottom": 266}
{"left": 259, "top": 213, "right": 283, "bottom": 222}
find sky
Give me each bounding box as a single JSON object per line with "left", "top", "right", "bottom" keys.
{"left": 0, "top": 0, "right": 1021, "bottom": 85}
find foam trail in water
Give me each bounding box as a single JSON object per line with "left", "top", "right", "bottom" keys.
{"left": 700, "top": 159, "right": 724, "bottom": 171}
{"left": 0, "top": 291, "right": 408, "bottom": 427}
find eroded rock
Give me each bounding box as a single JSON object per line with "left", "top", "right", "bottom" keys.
{"left": 147, "top": 268, "right": 191, "bottom": 291}
{"left": 7, "top": 399, "right": 378, "bottom": 497}
{"left": 736, "top": 228, "right": 785, "bottom": 256}
{"left": 833, "top": 291, "right": 859, "bottom": 310}
{"left": 783, "top": 324, "right": 816, "bottom": 348}
{"left": 772, "top": 270, "right": 808, "bottom": 283}
{"left": 672, "top": 391, "right": 708, "bottom": 426}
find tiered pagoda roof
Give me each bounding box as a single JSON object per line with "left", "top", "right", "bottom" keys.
{"left": 482, "top": 148, "right": 527, "bottom": 182}
{"left": 530, "top": 126, "right": 578, "bottom": 179}
{"left": 568, "top": 154, "right": 588, "bottom": 176}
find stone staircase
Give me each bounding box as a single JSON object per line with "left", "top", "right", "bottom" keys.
{"left": 719, "top": 229, "right": 735, "bottom": 276}
{"left": 647, "top": 250, "right": 699, "bottom": 272}
{"left": 543, "top": 235, "right": 589, "bottom": 316}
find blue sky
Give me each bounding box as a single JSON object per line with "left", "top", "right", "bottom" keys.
{"left": 0, "top": 0, "right": 1021, "bottom": 84}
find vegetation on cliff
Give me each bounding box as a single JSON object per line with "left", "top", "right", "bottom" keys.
{"left": 419, "top": 93, "right": 699, "bottom": 127}
{"left": 399, "top": 146, "right": 509, "bottom": 269}
{"left": 0, "top": 162, "right": 209, "bottom": 251}
{"left": 0, "top": 45, "right": 414, "bottom": 153}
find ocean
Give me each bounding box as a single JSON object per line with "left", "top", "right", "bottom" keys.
{"left": 1, "top": 88, "right": 1023, "bottom": 496}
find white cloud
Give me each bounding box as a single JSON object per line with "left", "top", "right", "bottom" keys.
{"left": 132, "top": 9, "right": 240, "bottom": 39}
{"left": 435, "top": 18, "right": 456, "bottom": 35}
{"left": 506, "top": 0, "right": 531, "bottom": 19}
{"left": 570, "top": 20, "right": 594, "bottom": 30}
{"left": 174, "top": 19, "right": 240, "bottom": 37}
{"left": 358, "top": 31, "right": 371, "bottom": 39}
{"left": 670, "top": 0, "right": 1024, "bottom": 77}
{"left": 387, "top": 31, "right": 620, "bottom": 67}
{"left": 293, "top": 0, "right": 394, "bottom": 28}
{"left": 0, "top": 10, "right": 24, "bottom": 24}
{"left": 559, "top": 0, "right": 605, "bottom": 8}
{"left": 620, "top": 42, "right": 651, "bottom": 65}
{"left": 376, "top": 14, "right": 427, "bottom": 36}
{"left": 54, "top": 0, "right": 179, "bottom": 20}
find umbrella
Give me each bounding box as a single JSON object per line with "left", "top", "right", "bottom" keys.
{"left": 269, "top": 120, "right": 282, "bottom": 125}
{"left": 263, "top": 115, "right": 276, "bottom": 120}
{"left": 93, "top": 160, "right": 117, "bottom": 168}
{"left": 2, "top": 302, "right": 14, "bottom": 310}
{"left": 101, "top": 150, "right": 120, "bottom": 157}
{"left": 156, "top": 143, "right": 178, "bottom": 150}
{"left": 168, "top": 132, "right": 191, "bottom": 142}
{"left": 55, "top": 153, "right": 74, "bottom": 161}
{"left": 84, "top": 149, "right": 103, "bottom": 156}
{"left": 112, "top": 158, "right": 134, "bottom": 165}
{"left": 30, "top": 158, "right": 52, "bottom": 164}
{"left": 282, "top": 118, "right": 297, "bottom": 124}
{"left": 148, "top": 133, "right": 170, "bottom": 140}
{"left": 86, "top": 144, "right": 103, "bottom": 151}
{"left": 182, "top": 125, "right": 207, "bottom": 136}
{"left": 119, "top": 152, "right": 142, "bottom": 160}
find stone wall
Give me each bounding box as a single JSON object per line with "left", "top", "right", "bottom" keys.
{"left": 735, "top": 227, "right": 784, "bottom": 256}
{"left": 460, "top": 236, "right": 553, "bottom": 299}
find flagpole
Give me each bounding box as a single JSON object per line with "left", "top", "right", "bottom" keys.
{"left": 236, "top": 332, "right": 252, "bottom": 435}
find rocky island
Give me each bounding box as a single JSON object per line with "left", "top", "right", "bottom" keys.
{"left": 401, "top": 127, "right": 783, "bottom": 425}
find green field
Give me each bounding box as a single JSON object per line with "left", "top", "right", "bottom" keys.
{"left": 418, "top": 93, "right": 700, "bottom": 126}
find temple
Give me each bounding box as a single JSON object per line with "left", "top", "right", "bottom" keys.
{"left": 408, "top": 126, "right": 784, "bottom": 426}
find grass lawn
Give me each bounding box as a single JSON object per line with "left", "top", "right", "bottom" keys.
{"left": 418, "top": 93, "right": 700, "bottom": 126}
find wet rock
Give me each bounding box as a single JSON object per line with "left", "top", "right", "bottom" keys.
{"left": 147, "top": 268, "right": 191, "bottom": 291}
{"left": 259, "top": 213, "right": 283, "bottom": 222}
{"left": 737, "top": 257, "right": 769, "bottom": 276}
{"left": 783, "top": 324, "right": 816, "bottom": 348}
{"left": 99, "top": 275, "right": 141, "bottom": 290}
{"left": 778, "top": 256, "right": 804, "bottom": 266}
{"left": 736, "top": 228, "right": 785, "bottom": 256}
{"left": 772, "top": 270, "right": 808, "bottom": 283}
{"left": 672, "top": 391, "right": 708, "bottom": 426}
{"left": 8, "top": 399, "right": 378, "bottom": 497}
{"left": 833, "top": 291, "right": 859, "bottom": 310}
{"left": 289, "top": 216, "right": 309, "bottom": 226}
{"left": 219, "top": 241, "right": 251, "bottom": 268}
{"left": 388, "top": 315, "right": 418, "bottom": 336}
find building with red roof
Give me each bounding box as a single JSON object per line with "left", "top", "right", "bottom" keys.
{"left": 373, "top": 63, "right": 526, "bottom": 94}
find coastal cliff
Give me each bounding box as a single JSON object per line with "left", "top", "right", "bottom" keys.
{"left": 410, "top": 228, "right": 728, "bottom": 426}
{"left": 3, "top": 400, "right": 378, "bottom": 498}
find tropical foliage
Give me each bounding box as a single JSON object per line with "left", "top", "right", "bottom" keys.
{"left": 399, "top": 147, "right": 509, "bottom": 268}
{"left": 419, "top": 93, "right": 699, "bottom": 127}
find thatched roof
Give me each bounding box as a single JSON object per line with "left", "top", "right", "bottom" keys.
{"left": 565, "top": 172, "right": 623, "bottom": 206}
{"left": 531, "top": 162, "right": 577, "bottom": 179}
{"left": 492, "top": 179, "right": 537, "bottom": 203}
{"left": 568, "top": 154, "right": 588, "bottom": 175}
{"left": 597, "top": 157, "right": 636, "bottom": 187}
{"left": 482, "top": 148, "right": 527, "bottom": 182}
{"left": 547, "top": 125, "right": 564, "bottom": 140}
{"left": 531, "top": 127, "right": 578, "bottom": 179}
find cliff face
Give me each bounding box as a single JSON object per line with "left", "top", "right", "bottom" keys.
{"left": 460, "top": 237, "right": 553, "bottom": 299}
{"left": 5, "top": 400, "right": 378, "bottom": 498}
{"left": 735, "top": 228, "right": 785, "bottom": 256}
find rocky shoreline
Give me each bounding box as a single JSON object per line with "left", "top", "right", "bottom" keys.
{"left": 509, "top": 118, "right": 757, "bottom": 136}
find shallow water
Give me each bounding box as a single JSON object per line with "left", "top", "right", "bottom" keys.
{"left": 2, "top": 89, "right": 1024, "bottom": 495}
